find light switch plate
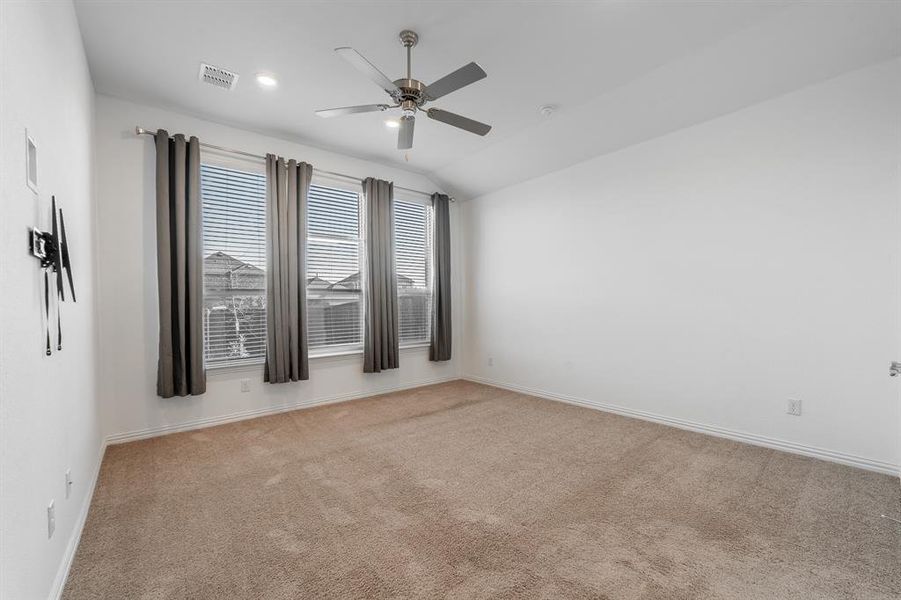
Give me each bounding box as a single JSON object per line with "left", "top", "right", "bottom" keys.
{"left": 26, "top": 130, "right": 38, "bottom": 192}
{"left": 47, "top": 500, "right": 55, "bottom": 538}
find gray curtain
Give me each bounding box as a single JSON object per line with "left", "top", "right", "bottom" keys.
{"left": 155, "top": 130, "right": 205, "bottom": 398}
{"left": 430, "top": 193, "right": 452, "bottom": 361}
{"left": 265, "top": 155, "right": 312, "bottom": 383}
{"left": 363, "top": 177, "right": 399, "bottom": 373}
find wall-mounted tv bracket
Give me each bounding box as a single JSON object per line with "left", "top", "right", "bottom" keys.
{"left": 29, "top": 196, "right": 75, "bottom": 355}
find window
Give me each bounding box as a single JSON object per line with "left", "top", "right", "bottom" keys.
{"left": 306, "top": 182, "right": 363, "bottom": 353}
{"left": 395, "top": 198, "right": 432, "bottom": 345}
{"left": 200, "top": 161, "right": 435, "bottom": 367}
{"left": 201, "top": 163, "right": 267, "bottom": 368}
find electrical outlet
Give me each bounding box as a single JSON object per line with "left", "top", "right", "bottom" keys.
{"left": 47, "top": 500, "right": 55, "bottom": 539}
{"left": 487, "top": 357, "right": 494, "bottom": 367}
{"left": 240, "top": 378, "right": 250, "bottom": 393}
{"left": 65, "top": 469, "right": 73, "bottom": 499}
{"left": 787, "top": 398, "right": 802, "bottom": 416}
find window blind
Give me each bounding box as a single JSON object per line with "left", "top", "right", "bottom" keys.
{"left": 201, "top": 163, "right": 267, "bottom": 368}
{"left": 395, "top": 199, "right": 432, "bottom": 345}
{"left": 307, "top": 183, "right": 363, "bottom": 351}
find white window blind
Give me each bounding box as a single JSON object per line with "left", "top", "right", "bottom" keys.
{"left": 307, "top": 182, "right": 363, "bottom": 352}
{"left": 395, "top": 199, "right": 432, "bottom": 345}
{"left": 201, "top": 163, "right": 267, "bottom": 368}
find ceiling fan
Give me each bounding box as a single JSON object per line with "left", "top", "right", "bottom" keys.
{"left": 315, "top": 30, "right": 491, "bottom": 150}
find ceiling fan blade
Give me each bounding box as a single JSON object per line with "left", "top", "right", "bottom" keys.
{"left": 397, "top": 115, "right": 415, "bottom": 150}
{"left": 424, "top": 62, "right": 487, "bottom": 100}
{"left": 315, "top": 104, "right": 391, "bottom": 118}
{"left": 335, "top": 47, "right": 401, "bottom": 96}
{"left": 427, "top": 108, "right": 491, "bottom": 136}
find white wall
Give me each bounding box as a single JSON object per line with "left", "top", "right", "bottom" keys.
{"left": 94, "top": 95, "right": 462, "bottom": 440}
{"left": 462, "top": 58, "right": 901, "bottom": 473}
{"left": 0, "top": 2, "right": 102, "bottom": 598}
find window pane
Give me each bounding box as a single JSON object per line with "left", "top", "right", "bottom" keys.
{"left": 395, "top": 200, "right": 432, "bottom": 345}
{"left": 307, "top": 183, "right": 363, "bottom": 351}
{"left": 201, "top": 164, "right": 267, "bottom": 367}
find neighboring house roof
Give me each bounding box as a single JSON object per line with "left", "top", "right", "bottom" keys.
{"left": 204, "top": 252, "right": 264, "bottom": 290}
{"left": 331, "top": 272, "right": 361, "bottom": 290}
{"left": 204, "top": 255, "right": 421, "bottom": 293}
{"left": 204, "top": 251, "right": 264, "bottom": 276}
{"left": 232, "top": 264, "right": 262, "bottom": 276}
{"left": 307, "top": 275, "right": 332, "bottom": 289}
{"left": 330, "top": 272, "right": 415, "bottom": 290}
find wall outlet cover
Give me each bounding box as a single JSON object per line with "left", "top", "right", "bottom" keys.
{"left": 240, "top": 378, "right": 250, "bottom": 393}
{"left": 787, "top": 398, "right": 802, "bottom": 416}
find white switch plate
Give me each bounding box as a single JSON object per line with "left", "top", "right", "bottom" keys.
{"left": 65, "top": 469, "right": 73, "bottom": 499}
{"left": 240, "top": 378, "right": 250, "bottom": 393}
{"left": 487, "top": 357, "right": 494, "bottom": 367}
{"left": 26, "top": 130, "right": 38, "bottom": 193}
{"left": 787, "top": 398, "right": 802, "bottom": 416}
{"left": 47, "top": 500, "right": 55, "bottom": 538}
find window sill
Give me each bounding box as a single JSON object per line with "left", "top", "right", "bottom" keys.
{"left": 400, "top": 342, "right": 431, "bottom": 351}
{"left": 310, "top": 347, "right": 363, "bottom": 361}
{"left": 206, "top": 359, "right": 265, "bottom": 374}
{"left": 206, "top": 343, "right": 432, "bottom": 375}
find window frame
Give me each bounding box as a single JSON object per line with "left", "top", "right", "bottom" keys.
{"left": 393, "top": 189, "right": 434, "bottom": 349}
{"left": 306, "top": 174, "right": 366, "bottom": 357}
{"left": 199, "top": 151, "right": 269, "bottom": 370}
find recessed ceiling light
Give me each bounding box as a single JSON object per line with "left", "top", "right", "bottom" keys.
{"left": 385, "top": 119, "right": 399, "bottom": 129}
{"left": 256, "top": 73, "right": 278, "bottom": 88}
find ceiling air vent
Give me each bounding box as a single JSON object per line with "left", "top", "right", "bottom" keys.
{"left": 198, "top": 63, "right": 239, "bottom": 90}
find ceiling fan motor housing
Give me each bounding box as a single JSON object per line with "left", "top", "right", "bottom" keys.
{"left": 394, "top": 79, "right": 426, "bottom": 111}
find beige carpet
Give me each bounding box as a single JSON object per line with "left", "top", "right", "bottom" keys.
{"left": 64, "top": 380, "right": 900, "bottom": 599}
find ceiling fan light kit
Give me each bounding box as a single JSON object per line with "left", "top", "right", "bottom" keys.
{"left": 316, "top": 30, "right": 492, "bottom": 150}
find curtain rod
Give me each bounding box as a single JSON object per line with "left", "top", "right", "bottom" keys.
{"left": 134, "top": 126, "right": 453, "bottom": 201}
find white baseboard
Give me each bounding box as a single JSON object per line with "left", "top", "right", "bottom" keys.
{"left": 48, "top": 439, "right": 107, "bottom": 600}
{"left": 106, "top": 375, "right": 460, "bottom": 445}
{"left": 463, "top": 375, "right": 899, "bottom": 477}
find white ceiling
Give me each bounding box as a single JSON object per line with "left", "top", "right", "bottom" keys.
{"left": 74, "top": 1, "right": 900, "bottom": 198}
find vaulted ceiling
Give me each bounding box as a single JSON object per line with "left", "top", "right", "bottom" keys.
{"left": 74, "top": 1, "right": 901, "bottom": 198}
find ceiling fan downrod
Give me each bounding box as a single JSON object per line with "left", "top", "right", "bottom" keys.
{"left": 400, "top": 30, "right": 418, "bottom": 80}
